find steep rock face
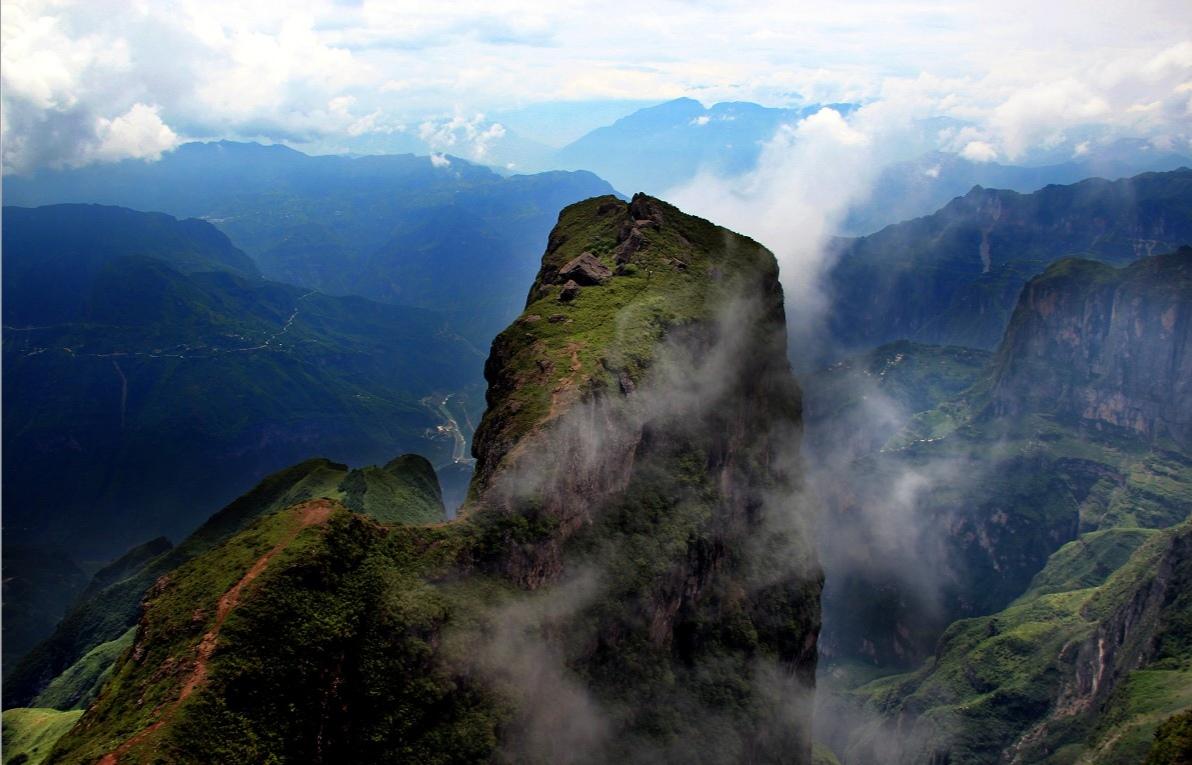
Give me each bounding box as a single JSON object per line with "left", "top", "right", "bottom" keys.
{"left": 1008, "top": 524, "right": 1192, "bottom": 763}
{"left": 991, "top": 248, "right": 1192, "bottom": 448}
{"left": 817, "top": 253, "right": 1192, "bottom": 764}
{"left": 823, "top": 169, "right": 1192, "bottom": 356}
{"left": 468, "top": 193, "right": 821, "bottom": 758}
{"left": 35, "top": 195, "right": 821, "bottom": 764}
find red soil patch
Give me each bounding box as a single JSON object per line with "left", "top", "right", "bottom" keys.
{"left": 97, "top": 499, "right": 336, "bottom": 764}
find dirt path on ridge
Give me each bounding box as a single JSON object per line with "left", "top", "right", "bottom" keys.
{"left": 97, "top": 499, "right": 336, "bottom": 764}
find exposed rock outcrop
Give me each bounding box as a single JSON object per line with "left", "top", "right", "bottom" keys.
{"left": 836, "top": 521, "right": 1192, "bottom": 765}
{"left": 468, "top": 193, "right": 821, "bottom": 761}
{"left": 991, "top": 248, "right": 1192, "bottom": 448}
{"left": 557, "top": 251, "right": 612, "bottom": 285}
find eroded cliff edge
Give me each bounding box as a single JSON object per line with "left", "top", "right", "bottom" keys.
{"left": 991, "top": 246, "right": 1192, "bottom": 448}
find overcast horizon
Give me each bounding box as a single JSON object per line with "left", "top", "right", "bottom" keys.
{"left": 3, "top": 1, "right": 1191, "bottom": 175}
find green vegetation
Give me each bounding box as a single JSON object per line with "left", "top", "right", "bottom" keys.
{"left": 32, "top": 194, "right": 820, "bottom": 763}
{"left": 4, "top": 455, "right": 445, "bottom": 710}
{"left": 31, "top": 629, "right": 134, "bottom": 711}
{"left": 1145, "top": 709, "right": 1192, "bottom": 764}
{"left": 4, "top": 141, "right": 618, "bottom": 347}
{"left": 472, "top": 193, "right": 778, "bottom": 489}
{"left": 1012, "top": 528, "right": 1156, "bottom": 603}
{"left": 338, "top": 454, "right": 445, "bottom": 524}
{"left": 2, "top": 708, "right": 83, "bottom": 765}
{"left": 818, "top": 248, "right": 1192, "bottom": 763}
{"left": 843, "top": 522, "right": 1192, "bottom": 764}
{"left": 825, "top": 168, "right": 1192, "bottom": 353}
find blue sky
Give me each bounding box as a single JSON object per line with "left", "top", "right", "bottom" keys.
{"left": 2, "top": 0, "right": 1190, "bottom": 172}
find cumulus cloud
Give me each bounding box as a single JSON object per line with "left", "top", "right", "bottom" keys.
{"left": 3, "top": 0, "right": 1192, "bottom": 172}
{"left": 417, "top": 114, "right": 508, "bottom": 161}
{"left": 93, "top": 104, "right": 179, "bottom": 162}
{"left": 960, "top": 140, "right": 998, "bottom": 162}
{"left": 666, "top": 103, "right": 909, "bottom": 364}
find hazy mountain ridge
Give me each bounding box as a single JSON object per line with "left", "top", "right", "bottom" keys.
{"left": 2, "top": 205, "right": 479, "bottom": 565}
{"left": 844, "top": 140, "right": 1192, "bottom": 235}
{"left": 822, "top": 168, "right": 1192, "bottom": 358}
{"left": 553, "top": 97, "right": 858, "bottom": 195}
{"left": 3, "top": 142, "right": 618, "bottom": 346}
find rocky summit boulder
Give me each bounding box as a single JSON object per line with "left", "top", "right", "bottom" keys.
{"left": 558, "top": 251, "right": 613, "bottom": 285}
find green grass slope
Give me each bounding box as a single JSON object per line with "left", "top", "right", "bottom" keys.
{"left": 31, "top": 629, "right": 135, "bottom": 712}
{"left": 2, "top": 708, "right": 84, "bottom": 765}
{"left": 4, "top": 456, "right": 444, "bottom": 710}
{"left": 843, "top": 521, "right": 1192, "bottom": 764}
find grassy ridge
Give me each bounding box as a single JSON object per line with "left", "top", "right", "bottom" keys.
{"left": 2, "top": 708, "right": 84, "bottom": 765}
{"left": 5, "top": 456, "right": 444, "bottom": 710}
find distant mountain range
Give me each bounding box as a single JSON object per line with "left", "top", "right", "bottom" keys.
{"left": 821, "top": 168, "right": 1192, "bottom": 359}
{"left": 3, "top": 142, "right": 617, "bottom": 347}
{"left": 845, "top": 139, "right": 1192, "bottom": 234}
{"left": 552, "top": 97, "right": 858, "bottom": 195}
{"left": 368, "top": 99, "right": 1191, "bottom": 237}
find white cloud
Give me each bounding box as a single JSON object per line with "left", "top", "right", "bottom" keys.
{"left": 666, "top": 104, "right": 897, "bottom": 362}
{"left": 94, "top": 103, "right": 179, "bottom": 162}
{"left": 2, "top": 0, "right": 1191, "bottom": 172}
{"left": 960, "top": 140, "right": 998, "bottom": 162}
{"left": 988, "top": 79, "right": 1110, "bottom": 159}
{"left": 418, "top": 114, "right": 507, "bottom": 160}
{"left": 430, "top": 152, "right": 451, "bottom": 167}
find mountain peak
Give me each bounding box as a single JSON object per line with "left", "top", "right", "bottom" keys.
{"left": 468, "top": 191, "right": 780, "bottom": 499}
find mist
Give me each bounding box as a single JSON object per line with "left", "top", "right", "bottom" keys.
{"left": 450, "top": 269, "right": 822, "bottom": 763}
{"left": 661, "top": 100, "right": 1015, "bottom": 760}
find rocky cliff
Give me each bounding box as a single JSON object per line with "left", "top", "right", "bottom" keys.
{"left": 823, "top": 168, "right": 1192, "bottom": 356}
{"left": 27, "top": 194, "right": 821, "bottom": 764}
{"left": 991, "top": 247, "right": 1192, "bottom": 449}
